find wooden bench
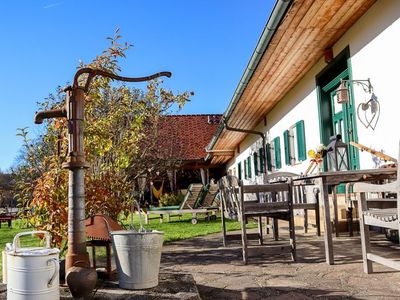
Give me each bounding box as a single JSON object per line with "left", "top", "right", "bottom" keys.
{"left": 0, "top": 207, "right": 18, "bottom": 228}
{"left": 353, "top": 142, "right": 400, "bottom": 273}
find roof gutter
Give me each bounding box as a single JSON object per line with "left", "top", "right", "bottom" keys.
{"left": 206, "top": 0, "right": 292, "bottom": 160}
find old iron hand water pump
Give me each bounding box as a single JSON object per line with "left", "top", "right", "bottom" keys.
{"left": 34, "top": 68, "right": 171, "bottom": 295}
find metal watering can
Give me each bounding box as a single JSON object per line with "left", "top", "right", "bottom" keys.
{"left": 6, "top": 231, "right": 60, "bottom": 300}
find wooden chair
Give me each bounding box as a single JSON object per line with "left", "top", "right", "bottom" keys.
{"left": 353, "top": 147, "right": 400, "bottom": 273}
{"left": 218, "top": 176, "right": 279, "bottom": 245}
{"left": 266, "top": 172, "right": 321, "bottom": 237}
{"left": 218, "top": 176, "right": 241, "bottom": 246}
{"left": 218, "top": 175, "right": 296, "bottom": 264}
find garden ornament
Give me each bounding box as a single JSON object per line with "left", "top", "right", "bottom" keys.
{"left": 357, "top": 92, "right": 380, "bottom": 130}
{"left": 349, "top": 141, "right": 397, "bottom": 163}
{"left": 34, "top": 67, "right": 171, "bottom": 295}
{"left": 335, "top": 78, "right": 380, "bottom": 130}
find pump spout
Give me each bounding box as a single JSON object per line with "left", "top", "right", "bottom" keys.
{"left": 34, "top": 107, "right": 67, "bottom": 124}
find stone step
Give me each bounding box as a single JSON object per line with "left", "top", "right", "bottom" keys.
{"left": 1, "top": 273, "right": 200, "bottom": 300}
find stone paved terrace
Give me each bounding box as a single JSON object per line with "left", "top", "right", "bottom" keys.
{"left": 2, "top": 228, "right": 400, "bottom": 299}
{"left": 161, "top": 229, "right": 400, "bottom": 299}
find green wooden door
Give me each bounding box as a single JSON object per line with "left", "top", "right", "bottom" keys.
{"left": 330, "top": 89, "right": 345, "bottom": 138}
{"left": 321, "top": 69, "right": 359, "bottom": 170}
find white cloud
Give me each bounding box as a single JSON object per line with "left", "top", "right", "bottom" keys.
{"left": 43, "top": 2, "right": 64, "bottom": 9}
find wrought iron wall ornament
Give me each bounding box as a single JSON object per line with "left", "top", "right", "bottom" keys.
{"left": 357, "top": 93, "right": 380, "bottom": 130}
{"left": 335, "top": 78, "right": 380, "bottom": 130}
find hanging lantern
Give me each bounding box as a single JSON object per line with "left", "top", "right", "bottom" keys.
{"left": 326, "top": 134, "right": 349, "bottom": 171}
{"left": 336, "top": 80, "right": 349, "bottom": 104}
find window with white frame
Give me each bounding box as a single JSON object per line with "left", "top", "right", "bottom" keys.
{"left": 246, "top": 156, "right": 252, "bottom": 179}
{"left": 258, "top": 147, "right": 265, "bottom": 174}
{"left": 244, "top": 159, "right": 248, "bottom": 179}
{"left": 266, "top": 142, "right": 276, "bottom": 171}
{"left": 274, "top": 136, "right": 282, "bottom": 169}
{"left": 253, "top": 152, "right": 259, "bottom": 176}
{"left": 266, "top": 137, "right": 282, "bottom": 171}
{"left": 284, "top": 120, "right": 307, "bottom": 166}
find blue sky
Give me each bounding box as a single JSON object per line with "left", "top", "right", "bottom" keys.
{"left": 0, "top": 0, "right": 274, "bottom": 171}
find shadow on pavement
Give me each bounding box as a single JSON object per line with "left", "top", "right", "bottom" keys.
{"left": 196, "top": 284, "right": 356, "bottom": 300}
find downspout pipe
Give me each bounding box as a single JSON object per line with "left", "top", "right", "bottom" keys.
{"left": 206, "top": 0, "right": 292, "bottom": 157}
{"left": 223, "top": 119, "right": 267, "bottom": 176}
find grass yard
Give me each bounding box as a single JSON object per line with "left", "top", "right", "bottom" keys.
{"left": 0, "top": 219, "right": 44, "bottom": 249}
{"left": 0, "top": 213, "right": 253, "bottom": 281}
{"left": 119, "top": 212, "right": 246, "bottom": 242}
{"left": 0, "top": 220, "right": 48, "bottom": 281}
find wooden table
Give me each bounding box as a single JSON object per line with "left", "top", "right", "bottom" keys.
{"left": 293, "top": 168, "right": 397, "bottom": 265}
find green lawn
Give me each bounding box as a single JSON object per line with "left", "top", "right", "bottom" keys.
{"left": 0, "top": 219, "right": 44, "bottom": 249}
{"left": 0, "top": 220, "right": 48, "bottom": 281}
{"left": 120, "top": 212, "right": 246, "bottom": 242}
{"left": 0, "top": 213, "right": 252, "bottom": 281}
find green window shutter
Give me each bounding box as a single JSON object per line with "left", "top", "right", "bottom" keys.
{"left": 238, "top": 162, "right": 242, "bottom": 180}
{"left": 253, "top": 152, "right": 258, "bottom": 176}
{"left": 266, "top": 143, "right": 272, "bottom": 171}
{"left": 247, "top": 156, "right": 252, "bottom": 178}
{"left": 296, "top": 120, "right": 306, "bottom": 161}
{"left": 274, "top": 137, "right": 281, "bottom": 169}
{"left": 244, "top": 160, "right": 248, "bottom": 179}
{"left": 259, "top": 148, "right": 264, "bottom": 174}
{"left": 284, "top": 130, "right": 290, "bottom": 165}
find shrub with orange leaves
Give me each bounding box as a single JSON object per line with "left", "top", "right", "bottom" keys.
{"left": 13, "top": 30, "right": 192, "bottom": 252}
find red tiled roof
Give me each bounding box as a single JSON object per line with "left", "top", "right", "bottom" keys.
{"left": 157, "top": 114, "right": 222, "bottom": 161}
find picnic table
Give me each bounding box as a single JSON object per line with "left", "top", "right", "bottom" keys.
{"left": 292, "top": 168, "right": 397, "bottom": 265}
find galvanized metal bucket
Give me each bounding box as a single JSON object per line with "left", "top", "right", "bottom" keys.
{"left": 6, "top": 231, "right": 59, "bottom": 300}
{"left": 111, "top": 230, "right": 164, "bottom": 289}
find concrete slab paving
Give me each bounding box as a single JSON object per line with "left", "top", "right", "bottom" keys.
{"left": 161, "top": 230, "right": 400, "bottom": 299}
{"left": 1, "top": 228, "right": 400, "bottom": 299}
{"left": 1, "top": 273, "right": 200, "bottom": 300}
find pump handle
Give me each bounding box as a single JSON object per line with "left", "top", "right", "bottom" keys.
{"left": 73, "top": 67, "right": 172, "bottom": 92}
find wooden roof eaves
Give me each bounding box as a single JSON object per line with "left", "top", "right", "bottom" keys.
{"left": 212, "top": 0, "right": 376, "bottom": 151}
{"left": 206, "top": 0, "right": 293, "bottom": 155}
{"left": 233, "top": 0, "right": 360, "bottom": 130}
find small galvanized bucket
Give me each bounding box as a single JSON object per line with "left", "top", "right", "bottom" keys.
{"left": 111, "top": 230, "right": 164, "bottom": 289}
{"left": 6, "top": 231, "right": 59, "bottom": 300}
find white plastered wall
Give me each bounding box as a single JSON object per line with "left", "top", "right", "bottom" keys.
{"left": 227, "top": 63, "right": 323, "bottom": 180}
{"left": 333, "top": 0, "right": 400, "bottom": 168}
{"left": 226, "top": 0, "right": 400, "bottom": 177}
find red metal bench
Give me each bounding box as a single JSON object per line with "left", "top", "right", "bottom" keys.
{"left": 0, "top": 208, "right": 18, "bottom": 228}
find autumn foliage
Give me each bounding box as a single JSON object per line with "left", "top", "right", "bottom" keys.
{"left": 13, "top": 30, "right": 192, "bottom": 251}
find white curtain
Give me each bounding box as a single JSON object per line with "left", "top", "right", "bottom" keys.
{"left": 200, "top": 168, "right": 207, "bottom": 185}
{"left": 167, "top": 170, "right": 174, "bottom": 192}
{"left": 137, "top": 175, "right": 147, "bottom": 192}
